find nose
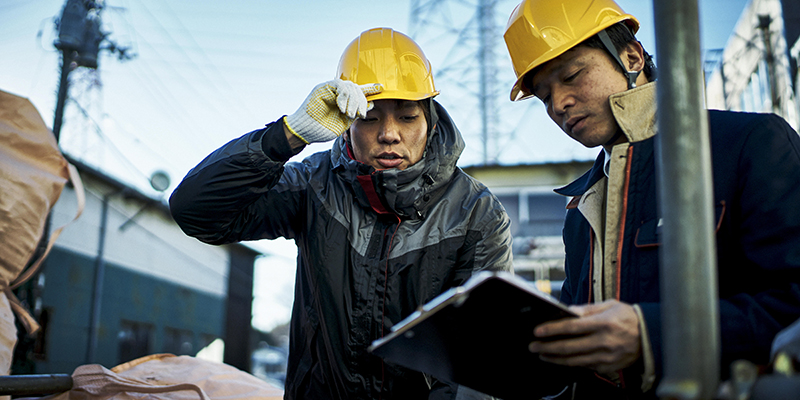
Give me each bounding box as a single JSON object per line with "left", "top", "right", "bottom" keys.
{"left": 378, "top": 118, "right": 401, "bottom": 144}
{"left": 550, "top": 86, "right": 574, "bottom": 118}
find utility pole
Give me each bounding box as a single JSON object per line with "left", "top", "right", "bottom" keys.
{"left": 53, "top": 0, "right": 104, "bottom": 142}
{"left": 51, "top": 0, "right": 132, "bottom": 365}
{"left": 51, "top": 0, "right": 106, "bottom": 366}
{"left": 10, "top": 0, "right": 108, "bottom": 375}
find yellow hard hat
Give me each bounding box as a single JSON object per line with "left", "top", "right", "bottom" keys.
{"left": 503, "top": 0, "right": 639, "bottom": 101}
{"left": 337, "top": 27, "right": 440, "bottom": 101}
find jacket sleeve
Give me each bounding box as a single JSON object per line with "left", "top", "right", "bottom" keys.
{"left": 452, "top": 188, "right": 514, "bottom": 294}
{"left": 169, "top": 120, "right": 307, "bottom": 245}
{"left": 638, "top": 113, "right": 800, "bottom": 381}
{"left": 468, "top": 194, "right": 514, "bottom": 271}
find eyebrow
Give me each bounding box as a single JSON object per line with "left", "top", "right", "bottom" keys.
{"left": 395, "top": 100, "right": 421, "bottom": 110}
{"left": 531, "top": 75, "right": 549, "bottom": 99}
{"left": 530, "top": 52, "right": 578, "bottom": 97}
{"left": 529, "top": 66, "right": 556, "bottom": 98}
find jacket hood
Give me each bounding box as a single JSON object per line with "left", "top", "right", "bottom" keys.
{"left": 330, "top": 99, "right": 465, "bottom": 219}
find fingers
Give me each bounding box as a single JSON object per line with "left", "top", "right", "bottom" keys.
{"left": 286, "top": 80, "right": 363, "bottom": 143}
{"left": 535, "top": 301, "right": 635, "bottom": 338}
{"left": 529, "top": 331, "right": 597, "bottom": 354}
{"left": 567, "top": 301, "right": 615, "bottom": 318}
{"left": 529, "top": 300, "right": 643, "bottom": 373}
{"left": 361, "top": 83, "right": 383, "bottom": 115}
{"left": 360, "top": 83, "right": 383, "bottom": 97}
{"left": 533, "top": 315, "right": 591, "bottom": 339}
{"left": 331, "top": 80, "right": 383, "bottom": 119}
{"left": 532, "top": 334, "right": 641, "bottom": 375}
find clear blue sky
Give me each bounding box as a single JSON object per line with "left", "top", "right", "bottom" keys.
{"left": 0, "top": 0, "right": 749, "bottom": 331}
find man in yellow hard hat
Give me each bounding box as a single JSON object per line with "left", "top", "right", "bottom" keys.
{"left": 503, "top": 0, "right": 800, "bottom": 398}
{"left": 170, "top": 27, "right": 512, "bottom": 399}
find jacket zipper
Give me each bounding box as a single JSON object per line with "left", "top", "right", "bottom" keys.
{"left": 379, "top": 215, "right": 402, "bottom": 399}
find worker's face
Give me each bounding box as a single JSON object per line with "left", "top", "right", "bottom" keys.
{"left": 346, "top": 99, "right": 428, "bottom": 170}
{"left": 528, "top": 44, "right": 643, "bottom": 148}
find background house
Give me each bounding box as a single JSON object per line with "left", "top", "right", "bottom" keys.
{"left": 463, "top": 160, "right": 595, "bottom": 297}
{"left": 12, "top": 157, "right": 260, "bottom": 375}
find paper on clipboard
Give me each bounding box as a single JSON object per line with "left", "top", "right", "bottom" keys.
{"left": 368, "top": 271, "right": 584, "bottom": 400}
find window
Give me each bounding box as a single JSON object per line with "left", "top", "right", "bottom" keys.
{"left": 521, "top": 193, "right": 568, "bottom": 237}
{"left": 118, "top": 320, "right": 152, "bottom": 364}
{"left": 163, "top": 327, "right": 194, "bottom": 356}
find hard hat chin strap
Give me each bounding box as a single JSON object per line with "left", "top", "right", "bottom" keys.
{"left": 597, "top": 30, "right": 640, "bottom": 89}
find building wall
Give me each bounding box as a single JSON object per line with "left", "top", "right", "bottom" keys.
{"left": 48, "top": 174, "right": 229, "bottom": 297}
{"left": 17, "top": 166, "right": 236, "bottom": 373}
{"left": 463, "top": 161, "right": 594, "bottom": 294}
{"left": 33, "top": 247, "right": 224, "bottom": 373}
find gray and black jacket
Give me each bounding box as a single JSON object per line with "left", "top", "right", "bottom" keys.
{"left": 169, "top": 100, "right": 513, "bottom": 399}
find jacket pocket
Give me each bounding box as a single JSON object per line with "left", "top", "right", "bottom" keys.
{"left": 714, "top": 201, "right": 726, "bottom": 233}
{"left": 634, "top": 218, "right": 661, "bottom": 248}
{"left": 634, "top": 201, "right": 726, "bottom": 248}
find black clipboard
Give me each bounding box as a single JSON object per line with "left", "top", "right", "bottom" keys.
{"left": 368, "top": 271, "right": 584, "bottom": 399}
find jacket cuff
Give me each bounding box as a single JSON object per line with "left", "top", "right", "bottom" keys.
{"left": 633, "top": 304, "right": 657, "bottom": 392}
{"left": 260, "top": 118, "right": 304, "bottom": 161}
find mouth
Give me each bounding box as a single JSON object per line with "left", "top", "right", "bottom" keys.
{"left": 564, "top": 115, "right": 587, "bottom": 134}
{"left": 375, "top": 152, "right": 404, "bottom": 168}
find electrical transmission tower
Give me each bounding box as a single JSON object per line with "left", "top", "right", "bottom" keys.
{"left": 409, "top": 0, "right": 521, "bottom": 166}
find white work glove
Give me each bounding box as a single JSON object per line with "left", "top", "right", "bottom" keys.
{"left": 284, "top": 79, "right": 383, "bottom": 144}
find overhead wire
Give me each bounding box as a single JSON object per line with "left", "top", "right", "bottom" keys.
{"left": 128, "top": 0, "right": 255, "bottom": 125}
{"left": 156, "top": 0, "right": 259, "bottom": 119}
{"left": 66, "top": 86, "right": 154, "bottom": 187}
{"left": 106, "top": 1, "right": 230, "bottom": 147}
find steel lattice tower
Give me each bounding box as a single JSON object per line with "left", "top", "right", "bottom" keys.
{"left": 409, "top": 0, "right": 521, "bottom": 166}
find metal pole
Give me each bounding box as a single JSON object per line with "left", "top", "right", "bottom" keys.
{"left": 86, "top": 192, "right": 112, "bottom": 363}
{"left": 53, "top": 49, "right": 75, "bottom": 142}
{"left": 757, "top": 15, "right": 780, "bottom": 114}
{"left": 0, "top": 374, "right": 73, "bottom": 396}
{"left": 478, "top": 0, "right": 495, "bottom": 165}
{"left": 652, "top": 0, "right": 720, "bottom": 399}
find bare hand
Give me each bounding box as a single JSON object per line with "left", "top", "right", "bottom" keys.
{"left": 528, "top": 300, "right": 641, "bottom": 375}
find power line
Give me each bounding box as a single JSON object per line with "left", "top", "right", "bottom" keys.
{"left": 409, "top": 0, "right": 538, "bottom": 166}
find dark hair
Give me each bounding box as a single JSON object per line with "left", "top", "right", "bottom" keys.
{"left": 580, "top": 22, "right": 656, "bottom": 81}
{"left": 418, "top": 98, "right": 433, "bottom": 135}
{"left": 521, "top": 22, "right": 656, "bottom": 93}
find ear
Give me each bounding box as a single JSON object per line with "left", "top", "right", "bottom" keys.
{"left": 343, "top": 129, "right": 350, "bottom": 142}
{"left": 621, "top": 41, "right": 646, "bottom": 73}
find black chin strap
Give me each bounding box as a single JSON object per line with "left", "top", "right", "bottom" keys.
{"left": 597, "top": 30, "right": 640, "bottom": 90}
